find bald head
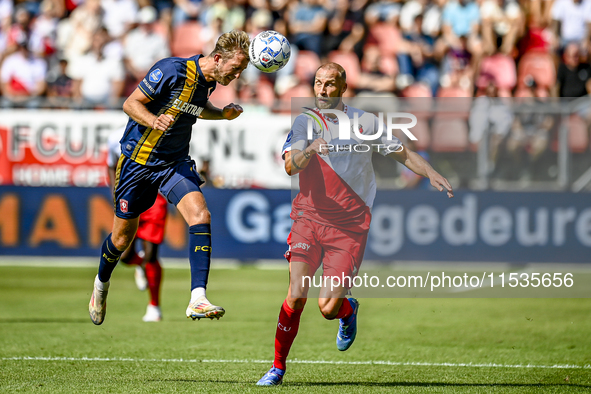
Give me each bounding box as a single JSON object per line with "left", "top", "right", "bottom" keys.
{"left": 316, "top": 63, "right": 347, "bottom": 84}
{"left": 313, "top": 62, "right": 348, "bottom": 109}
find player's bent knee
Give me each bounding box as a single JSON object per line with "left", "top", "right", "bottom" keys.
{"left": 195, "top": 209, "right": 211, "bottom": 224}
{"left": 286, "top": 296, "right": 307, "bottom": 310}
{"left": 318, "top": 300, "right": 340, "bottom": 320}
{"left": 111, "top": 233, "right": 134, "bottom": 252}
{"left": 320, "top": 308, "right": 339, "bottom": 320}
{"left": 184, "top": 209, "right": 211, "bottom": 227}
{"left": 111, "top": 227, "right": 137, "bottom": 251}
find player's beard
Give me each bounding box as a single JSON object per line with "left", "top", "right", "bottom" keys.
{"left": 213, "top": 64, "right": 232, "bottom": 86}
{"left": 315, "top": 96, "right": 341, "bottom": 109}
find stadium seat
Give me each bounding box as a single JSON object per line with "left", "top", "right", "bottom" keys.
{"left": 294, "top": 50, "right": 321, "bottom": 84}
{"left": 367, "top": 22, "right": 404, "bottom": 57}
{"left": 380, "top": 55, "right": 398, "bottom": 76}
{"left": 238, "top": 84, "right": 255, "bottom": 103}
{"left": 437, "top": 86, "right": 472, "bottom": 98}
{"left": 436, "top": 88, "right": 472, "bottom": 117}
{"left": 517, "top": 51, "right": 556, "bottom": 90}
{"left": 568, "top": 114, "right": 589, "bottom": 153}
{"left": 398, "top": 84, "right": 432, "bottom": 150}
{"left": 171, "top": 22, "right": 204, "bottom": 58}
{"left": 402, "top": 83, "right": 432, "bottom": 98}
{"left": 152, "top": 21, "right": 170, "bottom": 42}
{"left": 409, "top": 117, "right": 431, "bottom": 150}
{"left": 279, "top": 83, "right": 314, "bottom": 112}
{"left": 328, "top": 51, "right": 361, "bottom": 88}
{"left": 430, "top": 117, "right": 469, "bottom": 152}
{"left": 513, "top": 88, "right": 533, "bottom": 98}
{"left": 255, "top": 79, "right": 276, "bottom": 108}
{"left": 208, "top": 84, "right": 237, "bottom": 108}
{"left": 476, "top": 54, "right": 516, "bottom": 97}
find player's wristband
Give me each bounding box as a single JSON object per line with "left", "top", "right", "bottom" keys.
{"left": 302, "top": 149, "right": 311, "bottom": 159}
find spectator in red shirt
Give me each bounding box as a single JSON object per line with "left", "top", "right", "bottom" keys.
{"left": 0, "top": 35, "right": 47, "bottom": 108}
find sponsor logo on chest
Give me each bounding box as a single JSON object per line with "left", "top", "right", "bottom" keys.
{"left": 172, "top": 98, "right": 204, "bottom": 116}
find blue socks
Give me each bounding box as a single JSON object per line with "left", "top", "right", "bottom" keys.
{"left": 98, "top": 234, "right": 123, "bottom": 282}
{"left": 189, "top": 224, "right": 212, "bottom": 290}
{"left": 97, "top": 225, "right": 212, "bottom": 289}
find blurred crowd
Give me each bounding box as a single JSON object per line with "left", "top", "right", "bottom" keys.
{"left": 1, "top": 0, "right": 591, "bottom": 110}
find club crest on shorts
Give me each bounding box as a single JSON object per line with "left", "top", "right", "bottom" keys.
{"left": 120, "top": 199, "right": 129, "bottom": 213}
{"left": 149, "top": 69, "right": 163, "bottom": 83}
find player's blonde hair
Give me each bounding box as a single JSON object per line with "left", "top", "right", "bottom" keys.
{"left": 212, "top": 30, "right": 251, "bottom": 61}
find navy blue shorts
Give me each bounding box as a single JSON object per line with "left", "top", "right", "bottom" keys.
{"left": 113, "top": 155, "right": 204, "bottom": 219}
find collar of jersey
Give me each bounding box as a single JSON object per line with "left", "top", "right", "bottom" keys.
{"left": 195, "top": 54, "right": 206, "bottom": 84}
{"left": 314, "top": 104, "right": 348, "bottom": 124}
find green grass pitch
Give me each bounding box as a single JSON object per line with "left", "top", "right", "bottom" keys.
{"left": 0, "top": 264, "right": 590, "bottom": 393}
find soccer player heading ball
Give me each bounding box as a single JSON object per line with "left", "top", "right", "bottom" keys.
{"left": 89, "top": 30, "right": 251, "bottom": 325}
{"left": 257, "top": 63, "right": 454, "bottom": 386}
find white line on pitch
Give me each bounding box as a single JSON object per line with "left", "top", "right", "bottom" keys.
{"left": 2, "top": 357, "right": 589, "bottom": 370}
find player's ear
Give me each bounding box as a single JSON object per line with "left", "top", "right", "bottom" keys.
{"left": 341, "top": 82, "right": 348, "bottom": 96}
{"left": 213, "top": 53, "right": 222, "bottom": 64}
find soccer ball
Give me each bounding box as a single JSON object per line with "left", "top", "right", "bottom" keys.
{"left": 249, "top": 30, "right": 291, "bottom": 73}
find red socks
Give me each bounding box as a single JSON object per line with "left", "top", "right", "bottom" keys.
{"left": 272, "top": 298, "right": 352, "bottom": 370}
{"left": 145, "top": 260, "right": 162, "bottom": 306}
{"left": 334, "top": 298, "right": 353, "bottom": 320}
{"left": 125, "top": 251, "right": 143, "bottom": 266}
{"left": 273, "top": 300, "right": 303, "bottom": 371}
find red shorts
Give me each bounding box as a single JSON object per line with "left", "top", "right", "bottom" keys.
{"left": 286, "top": 217, "right": 368, "bottom": 280}
{"left": 136, "top": 194, "right": 168, "bottom": 244}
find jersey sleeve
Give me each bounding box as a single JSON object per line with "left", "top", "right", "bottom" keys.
{"left": 138, "top": 59, "right": 178, "bottom": 101}
{"left": 282, "top": 113, "right": 312, "bottom": 158}
{"left": 373, "top": 114, "right": 403, "bottom": 156}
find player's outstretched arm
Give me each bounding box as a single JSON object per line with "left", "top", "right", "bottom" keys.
{"left": 388, "top": 145, "right": 454, "bottom": 198}
{"left": 284, "top": 138, "right": 328, "bottom": 176}
{"left": 199, "top": 101, "right": 243, "bottom": 120}
{"left": 123, "top": 87, "right": 174, "bottom": 131}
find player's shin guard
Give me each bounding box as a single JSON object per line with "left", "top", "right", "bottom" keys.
{"left": 274, "top": 300, "right": 303, "bottom": 371}
{"left": 189, "top": 224, "right": 211, "bottom": 290}
{"left": 98, "top": 234, "right": 124, "bottom": 282}
{"left": 145, "top": 260, "right": 162, "bottom": 306}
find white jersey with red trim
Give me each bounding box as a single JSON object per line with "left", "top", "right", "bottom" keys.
{"left": 282, "top": 105, "right": 402, "bottom": 232}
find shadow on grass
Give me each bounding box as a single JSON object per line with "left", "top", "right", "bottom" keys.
{"left": 0, "top": 318, "right": 88, "bottom": 323}
{"left": 161, "top": 380, "right": 590, "bottom": 389}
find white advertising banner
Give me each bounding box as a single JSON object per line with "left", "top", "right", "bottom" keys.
{"left": 0, "top": 110, "right": 292, "bottom": 189}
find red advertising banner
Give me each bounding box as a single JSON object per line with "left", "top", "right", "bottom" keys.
{"left": 0, "top": 110, "right": 128, "bottom": 187}
{"left": 0, "top": 109, "right": 292, "bottom": 188}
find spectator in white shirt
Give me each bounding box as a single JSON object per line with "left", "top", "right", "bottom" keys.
{"left": 59, "top": 0, "right": 103, "bottom": 61}
{"left": 551, "top": 0, "right": 591, "bottom": 46}
{"left": 69, "top": 28, "right": 125, "bottom": 108}
{"left": 102, "top": 0, "right": 139, "bottom": 39}
{"left": 123, "top": 6, "right": 170, "bottom": 93}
